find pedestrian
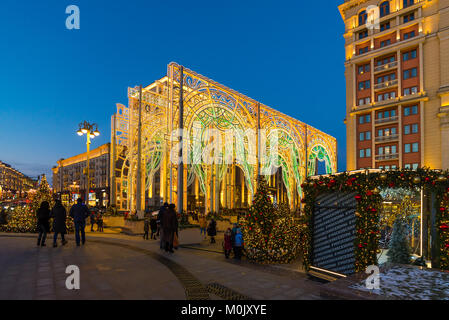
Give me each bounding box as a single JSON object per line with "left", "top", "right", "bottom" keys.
{"left": 234, "top": 228, "right": 244, "bottom": 260}
{"left": 199, "top": 215, "right": 207, "bottom": 239}
{"left": 158, "top": 203, "right": 169, "bottom": 249}
{"left": 0, "top": 208, "right": 7, "bottom": 225}
{"left": 207, "top": 218, "right": 217, "bottom": 244}
{"left": 150, "top": 216, "right": 158, "bottom": 240}
{"left": 162, "top": 204, "right": 178, "bottom": 253}
{"left": 36, "top": 201, "right": 51, "bottom": 247}
{"left": 224, "top": 228, "right": 232, "bottom": 259}
{"left": 69, "top": 198, "right": 90, "bottom": 247}
{"left": 143, "top": 218, "right": 150, "bottom": 240}
{"left": 97, "top": 213, "right": 104, "bottom": 232}
{"left": 51, "top": 200, "right": 68, "bottom": 247}
{"left": 90, "top": 209, "right": 96, "bottom": 232}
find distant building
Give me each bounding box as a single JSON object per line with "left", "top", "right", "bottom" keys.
{"left": 0, "top": 161, "right": 36, "bottom": 199}
{"left": 52, "top": 143, "right": 110, "bottom": 207}
{"left": 339, "top": 0, "right": 449, "bottom": 171}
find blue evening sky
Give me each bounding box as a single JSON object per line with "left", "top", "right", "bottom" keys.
{"left": 0, "top": 0, "right": 346, "bottom": 185}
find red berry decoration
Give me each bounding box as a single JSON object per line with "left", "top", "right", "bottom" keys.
{"left": 355, "top": 195, "right": 362, "bottom": 201}
{"left": 440, "top": 224, "right": 449, "bottom": 230}
{"left": 440, "top": 207, "right": 447, "bottom": 213}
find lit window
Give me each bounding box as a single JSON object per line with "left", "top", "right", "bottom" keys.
{"left": 381, "top": 22, "right": 391, "bottom": 31}
{"left": 380, "top": 1, "right": 390, "bottom": 17}
{"left": 366, "top": 148, "right": 372, "bottom": 157}
{"left": 404, "top": 125, "right": 410, "bottom": 135}
{"left": 359, "top": 10, "right": 368, "bottom": 26}
{"left": 404, "top": 164, "right": 411, "bottom": 169}
{"left": 412, "top": 163, "right": 419, "bottom": 170}
{"left": 403, "top": 0, "right": 415, "bottom": 9}
{"left": 404, "top": 31, "right": 416, "bottom": 40}
{"left": 405, "top": 144, "right": 411, "bottom": 153}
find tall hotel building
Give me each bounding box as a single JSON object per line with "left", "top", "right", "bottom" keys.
{"left": 339, "top": 0, "right": 449, "bottom": 171}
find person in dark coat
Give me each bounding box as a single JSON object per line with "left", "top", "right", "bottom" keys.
{"left": 0, "top": 209, "right": 7, "bottom": 225}
{"left": 162, "top": 204, "right": 178, "bottom": 253}
{"left": 150, "top": 216, "right": 158, "bottom": 240}
{"left": 157, "top": 203, "right": 169, "bottom": 249}
{"left": 37, "top": 201, "right": 51, "bottom": 247}
{"left": 51, "top": 200, "right": 67, "bottom": 247}
{"left": 224, "top": 228, "right": 232, "bottom": 259}
{"left": 143, "top": 218, "right": 150, "bottom": 240}
{"left": 207, "top": 218, "right": 217, "bottom": 244}
{"left": 69, "top": 198, "right": 90, "bottom": 246}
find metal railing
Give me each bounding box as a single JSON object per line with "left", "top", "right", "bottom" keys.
{"left": 376, "top": 153, "right": 399, "bottom": 161}
{"left": 374, "top": 61, "right": 398, "bottom": 73}
{"left": 374, "top": 79, "right": 398, "bottom": 90}
{"left": 375, "top": 134, "right": 399, "bottom": 143}
{"left": 375, "top": 116, "right": 399, "bottom": 124}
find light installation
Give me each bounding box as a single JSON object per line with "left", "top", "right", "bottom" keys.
{"left": 110, "top": 63, "right": 337, "bottom": 213}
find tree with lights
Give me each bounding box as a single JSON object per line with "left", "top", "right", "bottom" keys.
{"left": 387, "top": 217, "right": 411, "bottom": 264}
{"left": 241, "top": 177, "right": 301, "bottom": 264}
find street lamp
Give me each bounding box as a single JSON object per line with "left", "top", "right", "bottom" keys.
{"left": 76, "top": 121, "right": 100, "bottom": 204}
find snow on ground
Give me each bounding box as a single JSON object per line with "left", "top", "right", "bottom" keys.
{"left": 350, "top": 265, "right": 449, "bottom": 300}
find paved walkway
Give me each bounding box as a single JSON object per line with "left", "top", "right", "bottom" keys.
{"left": 0, "top": 231, "right": 323, "bottom": 300}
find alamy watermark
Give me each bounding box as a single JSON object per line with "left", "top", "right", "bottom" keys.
{"left": 365, "top": 5, "right": 380, "bottom": 31}
{"left": 365, "top": 265, "right": 380, "bottom": 290}
{"left": 65, "top": 265, "right": 80, "bottom": 290}
{"left": 66, "top": 5, "right": 80, "bottom": 30}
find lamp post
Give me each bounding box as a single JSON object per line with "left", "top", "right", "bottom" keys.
{"left": 77, "top": 121, "right": 100, "bottom": 203}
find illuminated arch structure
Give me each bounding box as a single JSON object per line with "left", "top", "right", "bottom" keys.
{"left": 110, "top": 63, "right": 337, "bottom": 213}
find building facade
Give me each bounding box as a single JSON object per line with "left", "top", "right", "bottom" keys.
{"left": 339, "top": 0, "right": 449, "bottom": 171}
{"left": 110, "top": 63, "right": 338, "bottom": 214}
{"left": 0, "top": 161, "right": 36, "bottom": 200}
{"left": 52, "top": 143, "right": 111, "bottom": 207}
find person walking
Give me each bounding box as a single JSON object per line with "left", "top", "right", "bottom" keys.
{"left": 162, "top": 204, "right": 178, "bottom": 253}
{"left": 51, "top": 200, "right": 67, "bottom": 247}
{"left": 90, "top": 209, "right": 96, "bottom": 232}
{"left": 158, "top": 203, "right": 169, "bottom": 249}
{"left": 207, "top": 218, "right": 217, "bottom": 244}
{"left": 143, "top": 218, "right": 150, "bottom": 240}
{"left": 199, "top": 215, "right": 207, "bottom": 239}
{"left": 150, "top": 216, "right": 158, "bottom": 240}
{"left": 69, "top": 198, "right": 90, "bottom": 247}
{"left": 234, "top": 228, "right": 244, "bottom": 260}
{"left": 36, "top": 201, "right": 51, "bottom": 247}
{"left": 97, "top": 213, "right": 104, "bottom": 232}
{"left": 0, "top": 208, "right": 7, "bottom": 225}
{"left": 223, "top": 228, "right": 232, "bottom": 259}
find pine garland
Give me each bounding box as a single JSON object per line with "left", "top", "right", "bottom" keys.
{"left": 301, "top": 168, "right": 449, "bottom": 272}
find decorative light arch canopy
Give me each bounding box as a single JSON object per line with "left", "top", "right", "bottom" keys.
{"left": 110, "top": 63, "right": 337, "bottom": 212}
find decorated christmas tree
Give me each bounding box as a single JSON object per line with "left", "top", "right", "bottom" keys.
{"left": 387, "top": 217, "right": 411, "bottom": 264}
{"left": 241, "top": 177, "right": 301, "bottom": 264}
{"left": 30, "top": 175, "right": 54, "bottom": 217}
{"left": 0, "top": 175, "right": 55, "bottom": 233}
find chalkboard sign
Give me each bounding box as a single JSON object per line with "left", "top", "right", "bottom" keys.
{"left": 312, "top": 192, "right": 357, "bottom": 276}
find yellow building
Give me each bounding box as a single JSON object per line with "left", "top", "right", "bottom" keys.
{"left": 52, "top": 143, "right": 110, "bottom": 207}
{"left": 0, "top": 161, "right": 36, "bottom": 199}
{"left": 339, "top": 0, "right": 449, "bottom": 171}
